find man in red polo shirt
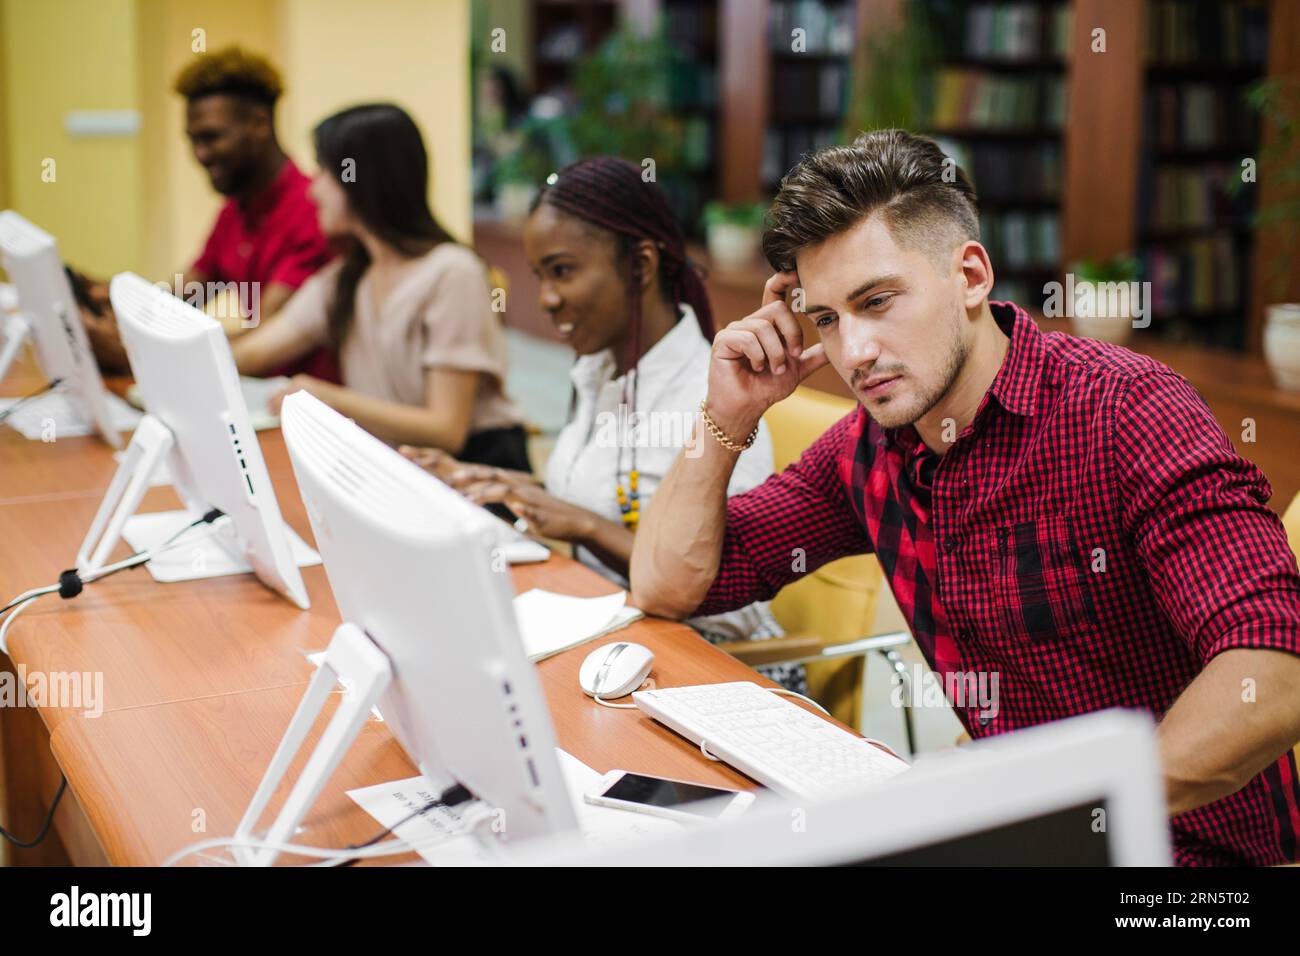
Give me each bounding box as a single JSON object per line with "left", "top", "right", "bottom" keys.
{"left": 630, "top": 130, "right": 1300, "bottom": 866}
{"left": 81, "top": 47, "right": 332, "bottom": 375}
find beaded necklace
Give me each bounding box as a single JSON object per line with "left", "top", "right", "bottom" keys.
{"left": 614, "top": 259, "right": 646, "bottom": 532}
{"left": 614, "top": 367, "right": 640, "bottom": 530}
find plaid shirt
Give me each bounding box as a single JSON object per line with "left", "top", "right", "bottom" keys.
{"left": 695, "top": 301, "right": 1300, "bottom": 866}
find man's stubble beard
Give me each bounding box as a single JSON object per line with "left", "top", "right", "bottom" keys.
{"left": 862, "top": 305, "right": 970, "bottom": 431}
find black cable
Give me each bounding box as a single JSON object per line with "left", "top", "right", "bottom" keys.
{"left": 338, "top": 782, "right": 474, "bottom": 866}
{"left": 70, "top": 507, "right": 225, "bottom": 587}
{"left": 0, "top": 585, "right": 59, "bottom": 618}
{"left": 0, "top": 774, "right": 66, "bottom": 848}
{"left": 0, "top": 509, "right": 225, "bottom": 617}
{"left": 0, "top": 377, "right": 63, "bottom": 425}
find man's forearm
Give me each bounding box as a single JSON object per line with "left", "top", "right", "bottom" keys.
{"left": 629, "top": 415, "right": 749, "bottom": 618}
{"left": 1157, "top": 647, "right": 1300, "bottom": 816}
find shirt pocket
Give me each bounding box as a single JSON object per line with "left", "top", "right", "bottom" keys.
{"left": 991, "top": 514, "right": 1098, "bottom": 643}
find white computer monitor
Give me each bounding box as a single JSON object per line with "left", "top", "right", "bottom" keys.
{"left": 277, "top": 390, "right": 577, "bottom": 845}
{"left": 514, "top": 708, "right": 1172, "bottom": 866}
{"left": 74, "top": 272, "right": 310, "bottom": 609}
{"left": 0, "top": 209, "right": 127, "bottom": 447}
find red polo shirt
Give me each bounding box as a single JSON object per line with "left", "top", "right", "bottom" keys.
{"left": 192, "top": 157, "right": 332, "bottom": 293}
{"left": 191, "top": 157, "right": 337, "bottom": 380}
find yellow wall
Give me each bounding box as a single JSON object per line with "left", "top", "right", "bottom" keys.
{"left": 1, "top": 0, "right": 143, "bottom": 276}
{"left": 1, "top": 0, "right": 472, "bottom": 278}
{"left": 275, "top": 0, "right": 472, "bottom": 241}
{"left": 136, "top": 0, "right": 280, "bottom": 278}
{"left": 0, "top": 1, "right": 9, "bottom": 213}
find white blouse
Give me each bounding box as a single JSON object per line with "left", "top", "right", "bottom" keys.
{"left": 544, "top": 305, "right": 781, "bottom": 641}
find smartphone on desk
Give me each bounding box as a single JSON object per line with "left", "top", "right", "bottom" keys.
{"left": 585, "top": 770, "right": 755, "bottom": 824}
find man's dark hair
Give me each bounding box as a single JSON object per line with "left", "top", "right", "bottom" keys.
{"left": 762, "top": 129, "right": 980, "bottom": 272}
{"left": 173, "top": 46, "right": 284, "bottom": 111}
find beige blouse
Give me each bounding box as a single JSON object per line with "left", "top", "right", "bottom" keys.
{"left": 278, "top": 243, "right": 522, "bottom": 433}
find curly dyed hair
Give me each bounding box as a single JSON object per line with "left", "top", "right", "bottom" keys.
{"left": 173, "top": 46, "right": 283, "bottom": 109}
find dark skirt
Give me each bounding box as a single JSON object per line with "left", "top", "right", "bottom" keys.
{"left": 458, "top": 424, "right": 531, "bottom": 472}
{"left": 458, "top": 425, "right": 533, "bottom": 525}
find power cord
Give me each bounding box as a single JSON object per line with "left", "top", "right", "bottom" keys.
{"left": 0, "top": 377, "right": 64, "bottom": 426}
{"left": 766, "top": 686, "right": 831, "bottom": 716}
{"left": 0, "top": 774, "right": 66, "bottom": 848}
{"left": 589, "top": 682, "right": 828, "bottom": 715}
{"left": 335, "top": 781, "right": 476, "bottom": 867}
{"left": 163, "top": 783, "right": 486, "bottom": 868}
{"left": 0, "top": 508, "right": 225, "bottom": 653}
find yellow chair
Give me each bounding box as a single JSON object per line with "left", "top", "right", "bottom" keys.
{"left": 1283, "top": 490, "right": 1300, "bottom": 563}
{"left": 710, "top": 386, "right": 915, "bottom": 747}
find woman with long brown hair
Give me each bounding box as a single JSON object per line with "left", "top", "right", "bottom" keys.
{"left": 234, "top": 103, "right": 528, "bottom": 469}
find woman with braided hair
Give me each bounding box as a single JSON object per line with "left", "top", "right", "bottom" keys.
{"left": 404, "top": 157, "right": 801, "bottom": 688}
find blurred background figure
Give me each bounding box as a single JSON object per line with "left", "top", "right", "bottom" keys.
{"left": 233, "top": 104, "right": 528, "bottom": 468}
{"left": 77, "top": 46, "right": 335, "bottom": 377}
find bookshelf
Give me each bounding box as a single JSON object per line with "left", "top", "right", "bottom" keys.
{"left": 660, "top": 0, "right": 722, "bottom": 236}
{"left": 920, "top": 0, "right": 1072, "bottom": 307}
{"left": 1137, "top": 0, "right": 1269, "bottom": 350}
{"left": 761, "top": 0, "right": 859, "bottom": 191}
{"left": 500, "top": 0, "right": 1299, "bottom": 355}
{"left": 530, "top": 0, "right": 621, "bottom": 96}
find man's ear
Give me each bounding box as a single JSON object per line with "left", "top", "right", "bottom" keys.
{"left": 958, "top": 240, "right": 994, "bottom": 308}
{"left": 247, "top": 103, "right": 274, "bottom": 143}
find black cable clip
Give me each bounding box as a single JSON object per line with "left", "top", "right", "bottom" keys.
{"left": 57, "top": 569, "right": 84, "bottom": 599}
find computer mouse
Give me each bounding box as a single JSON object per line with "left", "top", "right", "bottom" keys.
{"left": 579, "top": 642, "right": 655, "bottom": 699}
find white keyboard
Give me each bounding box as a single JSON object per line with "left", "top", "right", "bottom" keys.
{"left": 633, "top": 681, "right": 909, "bottom": 801}
{"left": 0, "top": 389, "right": 139, "bottom": 440}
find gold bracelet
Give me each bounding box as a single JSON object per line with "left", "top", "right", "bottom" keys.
{"left": 698, "top": 400, "right": 759, "bottom": 453}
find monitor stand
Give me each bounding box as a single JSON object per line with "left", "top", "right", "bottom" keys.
{"left": 234, "top": 622, "right": 393, "bottom": 867}
{"left": 75, "top": 412, "right": 317, "bottom": 582}
{"left": 76, "top": 413, "right": 177, "bottom": 575}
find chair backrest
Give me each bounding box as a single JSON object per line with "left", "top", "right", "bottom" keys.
{"left": 762, "top": 386, "right": 883, "bottom": 635}
{"left": 762, "top": 387, "right": 886, "bottom": 727}
{"left": 1285, "top": 492, "right": 1300, "bottom": 768}
{"left": 1283, "top": 490, "right": 1300, "bottom": 564}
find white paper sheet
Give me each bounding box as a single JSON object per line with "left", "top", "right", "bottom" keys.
{"left": 345, "top": 749, "right": 683, "bottom": 866}
{"left": 119, "top": 508, "right": 320, "bottom": 583}
{"left": 513, "top": 588, "right": 642, "bottom": 662}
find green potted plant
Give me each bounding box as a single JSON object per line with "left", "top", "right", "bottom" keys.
{"left": 567, "top": 25, "right": 687, "bottom": 174}
{"left": 702, "top": 201, "right": 767, "bottom": 270}
{"left": 1067, "top": 255, "right": 1142, "bottom": 345}
{"left": 841, "top": 3, "right": 938, "bottom": 138}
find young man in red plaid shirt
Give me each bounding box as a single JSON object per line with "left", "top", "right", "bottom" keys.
{"left": 630, "top": 129, "right": 1300, "bottom": 866}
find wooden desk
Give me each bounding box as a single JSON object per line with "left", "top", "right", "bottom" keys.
{"left": 1, "top": 352, "right": 824, "bottom": 866}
